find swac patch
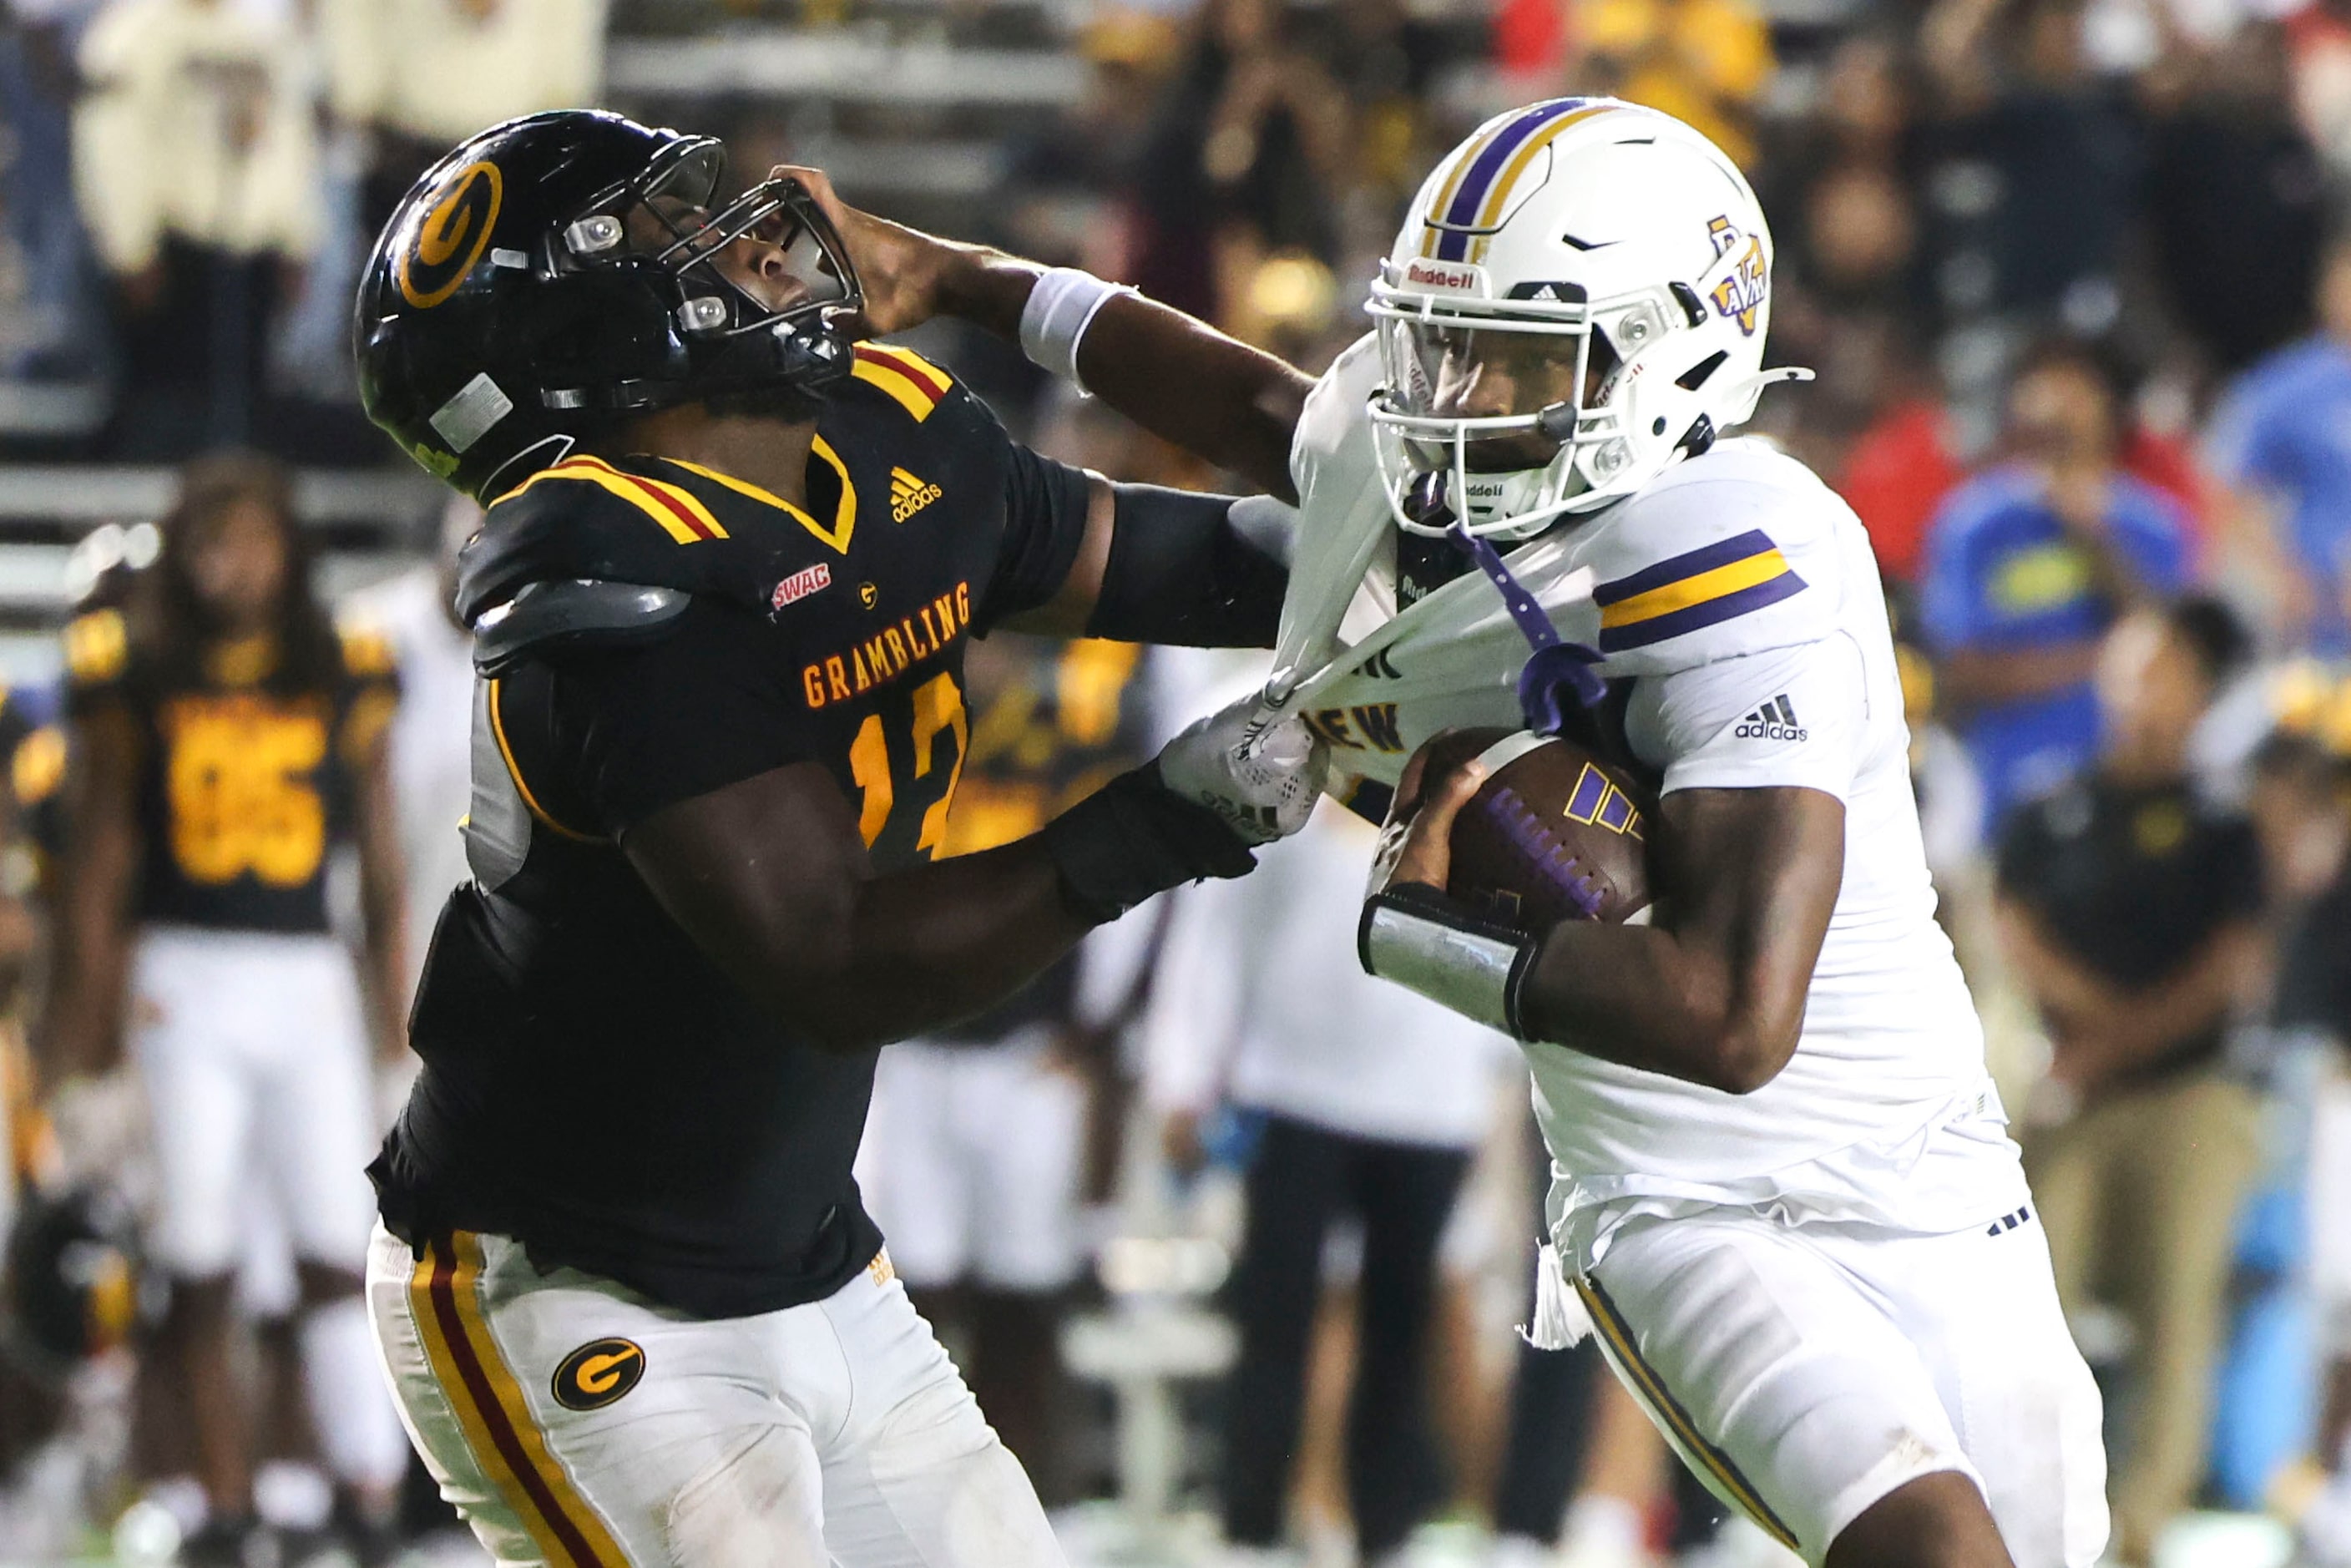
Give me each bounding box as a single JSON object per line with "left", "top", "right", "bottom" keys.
{"left": 399, "top": 161, "right": 503, "bottom": 310}
{"left": 550, "top": 1338, "right": 645, "bottom": 1413}
{"left": 772, "top": 562, "right": 832, "bottom": 611}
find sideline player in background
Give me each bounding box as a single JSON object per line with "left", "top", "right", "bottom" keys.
{"left": 352, "top": 110, "right": 1323, "bottom": 1567}
{"left": 43, "top": 452, "right": 413, "bottom": 1565}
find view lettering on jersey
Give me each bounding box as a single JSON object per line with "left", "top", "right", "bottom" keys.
{"left": 1302, "top": 703, "right": 1406, "bottom": 753}
{"left": 801, "top": 580, "right": 973, "bottom": 710}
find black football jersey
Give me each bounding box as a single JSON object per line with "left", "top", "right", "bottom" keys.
{"left": 372, "top": 345, "right": 1099, "bottom": 1318}
{"left": 61, "top": 609, "right": 398, "bottom": 935}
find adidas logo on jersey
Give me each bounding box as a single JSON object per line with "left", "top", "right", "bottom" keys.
{"left": 890, "top": 467, "right": 943, "bottom": 524}
{"left": 1734, "top": 695, "right": 1807, "bottom": 741}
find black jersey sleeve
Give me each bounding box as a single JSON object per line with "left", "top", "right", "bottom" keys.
{"left": 544, "top": 599, "right": 825, "bottom": 833}
{"left": 973, "top": 440, "right": 1095, "bottom": 634}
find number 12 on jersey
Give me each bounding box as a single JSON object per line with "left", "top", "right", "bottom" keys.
{"left": 847, "top": 671, "right": 968, "bottom": 858}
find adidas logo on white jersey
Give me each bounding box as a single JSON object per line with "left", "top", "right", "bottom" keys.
{"left": 1734, "top": 695, "right": 1807, "bottom": 741}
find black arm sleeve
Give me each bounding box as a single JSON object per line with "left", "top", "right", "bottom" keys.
{"left": 1083, "top": 483, "right": 1287, "bottom": 649}
{"left": 973, "top": 442, "right": 1095, "bottom": 634}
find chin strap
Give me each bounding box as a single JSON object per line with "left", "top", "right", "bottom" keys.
{"left": 1443, "top": 522, "right": 1606, "bottom": 735}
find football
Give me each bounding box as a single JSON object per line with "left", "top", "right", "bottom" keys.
{"left": 1419, "top": 727, "right": 1655, "bottom": 930}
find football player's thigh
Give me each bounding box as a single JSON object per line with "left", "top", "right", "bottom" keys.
{"left": 968, "top": 1049, "right": 1086, "bottom": 1292}
{"left": 860, "top": 1044, "right": 973, "bottom": 1289}
{"left": 1857, "top": 1219, "right": 2110, "bottom": 1568}
{"left": 1583, "top": 1213, "right": 1978, "bottom": 1567}
{"left": 817, "top": 1264, "right": 1066, "bottom": 1568}
{"left": 254, "top": 948, "right": 377, "bottom": 1271}
{"left": 129, "top": 943, "right": 252, "bottom": 1277}
{"left": 367, "top": 1227, "right": 831, "bottom": 1568}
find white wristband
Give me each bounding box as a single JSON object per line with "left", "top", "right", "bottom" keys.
{"left": 1019, "top": 267, "right": 1135, "bottom": 394}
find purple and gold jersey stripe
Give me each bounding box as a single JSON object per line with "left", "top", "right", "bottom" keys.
{"left": 1594, "top": 529, "right": 1806, "bottom": 653}
{"left": 1422, "top": 99, "right": 1611, "bottom": 261}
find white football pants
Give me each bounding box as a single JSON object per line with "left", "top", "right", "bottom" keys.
{"left": 366, "top": 1226, "right": 1068, "bottom": 1568}
{"left": 1575, "top": 1206, "right": 2109, "bottom": 1566}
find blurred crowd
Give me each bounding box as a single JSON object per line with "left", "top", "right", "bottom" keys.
{"left": 4, "top": 0, "right": 2351, "bottom": 1564}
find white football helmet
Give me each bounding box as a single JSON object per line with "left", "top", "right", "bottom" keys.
{"left": 1368, "top": 98, "right": 1809, "bottom": 541}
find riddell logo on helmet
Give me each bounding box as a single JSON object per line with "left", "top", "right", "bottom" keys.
{"left": 1403, "top": 260, "right": 1480, "bottom": 291}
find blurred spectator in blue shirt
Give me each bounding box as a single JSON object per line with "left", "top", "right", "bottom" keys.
{"left": 2207, "top": 234, "right": 2351, "bottom": 655}
{"left": 1923, "top": 339, "right": 2191, "bottom": 832}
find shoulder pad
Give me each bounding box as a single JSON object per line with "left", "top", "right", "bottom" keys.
{"left": 459, "top": 455, "right": 771, "bottom": 625}
{"left": 62, "top": 609, "right": 129, "bottom": 687}
{"left": 473, "top": 579, "right": 693, "bottom": 676}
{"left": 1577, "top": 442, "right": 1851, "bottom": 676}
{"left": 846, "top": 343, "right": 958, "bottom": 423}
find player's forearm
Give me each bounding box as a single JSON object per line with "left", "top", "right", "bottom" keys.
{"left": 931, "top": 250, "right": 1310, "bottom": 500}
{"left": 1515, "top": 921, "right": 1800, "bottom": 1095}
{"left": 796, "top": 843, "right": 1097, "bottom": 1051}
{"left": 2064, "top": 924, "right": 2263, "bottom": 1087}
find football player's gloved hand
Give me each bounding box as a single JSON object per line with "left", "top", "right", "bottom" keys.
{"left": 1358, "top": 737, "right": 1537, "bottom": 1039}
{"left": 1040, "top": 696, "right": 1328, "bottom": 926}
{"left": 1154, "top": 697, "right": 1328, "bottom": 847}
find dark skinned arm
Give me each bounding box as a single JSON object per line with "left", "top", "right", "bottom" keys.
{"left": 39, "top": 708, "right": 141, "bottom": 1096}
{"left": 1383, "top": 749, "right": 1845, "bottom": 1095}
{"left": 1998, "top": 898, "right": 2264, "bottom": 1096}
{"left": 620, "top": 759, "right": 1098, "bottom": 1055}
{"left": 771, "top": 164, "right": 1312, "bottom": 502}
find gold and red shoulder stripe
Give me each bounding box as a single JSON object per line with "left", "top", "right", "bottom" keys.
{"left": 492, "top": 455, "right": 729, "bottom": 545}
{"left": 851, "top": 344, "right": 952, "bottom": 422}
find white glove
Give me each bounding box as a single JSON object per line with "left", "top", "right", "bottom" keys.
{"left": 1154, "top": 696, "right": 1329, "bottom": 846}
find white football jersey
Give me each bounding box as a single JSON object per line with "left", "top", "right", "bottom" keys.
{"left": 1283, "top": 336, "right": 2021, "bottom": 1256}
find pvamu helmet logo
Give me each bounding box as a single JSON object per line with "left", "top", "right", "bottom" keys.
{"left": 1705, "top": 215, "right": 1767, "bottom": 337}
{"left": 551, "top": 1337, "right": 646, "bottom": 1412}
{"left": 398, "top": 161, "right": 504, "bottom": 310}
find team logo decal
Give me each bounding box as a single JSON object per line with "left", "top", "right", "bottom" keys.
{"left": 1562, "top": 761, "right": 1643, "bottom": 839}
{"left": 551, "top": 1337, "right": 645, "bottom": 1412}
{"left": 1705, "top": 216, "right": 1766, "bottom": 337}
{"left": 771, "top": 562, "right": 832, "bottom": 611}
{"left": 399, "top": 161, "right": 503, "bottom": 310}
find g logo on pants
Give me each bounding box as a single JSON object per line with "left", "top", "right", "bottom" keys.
{"left": 552, "top": 1338, "right": 646, "bottom": 1412}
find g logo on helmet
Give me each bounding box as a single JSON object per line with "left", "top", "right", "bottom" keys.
{"left": 398, "top": 161, "right": 504, "bottom": 310}
{"left": 551, "top": 1337, "right": 645, "bottom": 1412}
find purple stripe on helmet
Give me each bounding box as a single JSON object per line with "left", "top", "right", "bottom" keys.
{"left": 1430, "top": 99, "right": 1587, "bottom": 260}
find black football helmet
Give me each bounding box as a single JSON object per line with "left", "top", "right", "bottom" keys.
{"left": 355, "top": 109, "right": 865, "bottom": 500}
{"left": 4, "top": 1184, "right": 139, "bottom": 1374}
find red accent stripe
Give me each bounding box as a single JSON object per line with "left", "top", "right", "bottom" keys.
{"left": 427, "top": 1248, "right": 609, "bottom": 1568}
{"left": 859, "top": 346, "right": 947, "bottom": 399}
{"left": 629, "top": 478, "right": 717, "bottom": 541}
